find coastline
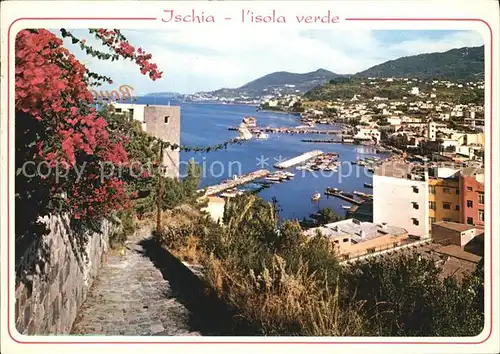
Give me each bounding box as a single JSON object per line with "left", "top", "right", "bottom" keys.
{"left": 257, "top": 108, "right": 301, "bottom": 116}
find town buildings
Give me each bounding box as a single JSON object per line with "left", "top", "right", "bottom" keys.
{"left": 428, "top": 167, "right": 461, "bottom": 230}
{"left": 354, "top": 127, "right": 381, "bottom": 143}
{"left": 459, "top": 167, "right": 485, "bottom": 227}
{"left": 303, "top": 218, "right": 409, "bottom": 260}
{"left": 432, "top": 221, "right": 478, "bottom": 247}
{"left": 373, "top": 162, "right": 430, "bottom": 239}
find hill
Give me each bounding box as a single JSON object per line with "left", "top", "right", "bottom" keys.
{"left": 354, "top": 46, "right": 484, "bottom": 81}
{"left": 204, "top": 69, "right": 342, "bottom": 98}
{"left": 240, "top": 68, "right": 341, "bottom": 91}
{"left": 144, "top": 92, "right": 184, "bottom": 98}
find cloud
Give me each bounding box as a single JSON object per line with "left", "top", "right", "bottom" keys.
{"left": 56, "top": 29, "right": 484, "bottom": 95}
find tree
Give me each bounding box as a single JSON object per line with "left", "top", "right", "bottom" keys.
{"left": 316, "top": 208, "right": 342, "bottom": 225}
{"left": 343, "top": 252, "right": 484, "bottom": 336}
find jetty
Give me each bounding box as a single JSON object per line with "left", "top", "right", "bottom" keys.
{"left": 228, "top": 126, "right": 342, "bottom": 135}
{"left": 301, "top": 139, "right": 342, "bottom": 143}
{"left": 324, "top": 189, "right": 361, "bottom": 205}
{"left": 274, "top": 150, "right": 324, "bottom": 169}
{"left": 202, "top": 169, "right": 270, "bottom": 196}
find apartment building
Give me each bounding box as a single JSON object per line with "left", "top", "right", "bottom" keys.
{"left": 460, "top": 167, "right": 485, "bottom": 228}
{"left": 373, "top": 162, "right": 430, "bottom": 239}
{"left": 428, "top": 167, "right": 461, "bottom": 230}
{"left": 303, "top": 218, "right": 409, "bottom": 260}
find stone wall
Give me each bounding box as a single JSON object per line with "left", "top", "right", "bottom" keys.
{"left": 15, "top": 214, "right": 110, "bottom": 334}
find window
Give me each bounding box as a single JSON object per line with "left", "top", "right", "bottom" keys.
{"left": 429, "top": 217, "right": 436, "bottom": 224}
{"left": 456, "top": 188, "right": 460, "bottom": 195}
{"left": 164, "top": 115, "right": 170, "bottom": 124}
{"left": 467, "top": 217, "right": 474, "bottom": 225}
{"left": 413, "top": 186, "right": 419, "bottom": 193}
{"left": 479, "top": 210, "right": 484, "bottom": 222}
{"left": 429, "top": 201, "right": 436, "bottom": 210}
{"left": 429, "top": 185, "right": 436, "bottom": 194}
{"left": 413, "top": 202, "right": 419, "bottom": 210}
{"left": 443, "top": 218, "right": 452, "bottom": 222}
{"left": 413, "top": 218, "right": 420, "bottom": 226}
{"left": 467, "top": 186, "right": 473, "bottom": 191}
{"left": 443, "top": 202, "right": 451, "bottom": 210}
{"left": 479, "top": 192, "right": 484, "bottom": 205}
{"left": 129, "top": 109, "right": 134, "bottom": 115}
{"left": 367, "top": 247, "right": 376, "bottom": 254}
{"left": 443, "top": 187, "right": 451, "bottom": 194}
{"left": 334, "top": 240, "right": 339, "bottom": 244}
{"left": 343, "top": 238, "right": 349, "bottom": 243}
{"left": 467, "top": 200, "right": 473, "bottom": 208}
{"left": 455, "top": 205, "right": 460, "bottom": 211}
{"left": 115, "top": 108, "right": 122, "bottom": 113}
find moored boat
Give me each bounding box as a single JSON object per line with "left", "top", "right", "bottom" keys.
{"left": 326, "top": 187, "right": 341, "bottom": 194}
{"left": 312, "top": 192, "right": 321, "bottom": 201}
{"left": 364, "top": 183, "right": 373, "bottom": 188}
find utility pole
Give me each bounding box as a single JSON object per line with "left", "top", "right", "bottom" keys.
{"left": 156, "top": 141, "right": 164, "bottom": 234}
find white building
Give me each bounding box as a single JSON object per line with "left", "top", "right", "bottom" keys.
{"left": 373, "top": 162, "right": 430, "bottom": 239}
{"left": 387, "top": 117, "right": 402, "bottom": 126}
{"left": 111, "top": 102, "right": 146, "bottom": 128}
{"left": 427, "top": 121, "right": 438, "bottom": 141}
{"left": 411, "top": 87, "right": 420, "bottom": 95}
{"left": 354, "top": 127, "right": 381, "bottom": 143}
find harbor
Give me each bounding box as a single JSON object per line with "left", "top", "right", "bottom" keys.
{"left": 228, "top": 126, "right": 344, "bottom": 135}
{"left": 202, "top": 169, "right": 271, "bottom": 196}
{"left": 274, "top": 150, "right": 324, "bottom": 169}
{"left": 325, "top": 188, "right": 362, "bottom": 205}
{"left": 301, "top": 138, "right": 343, "bottom": 143}
{"left": 166, "top": 100, "right": 393, "bottom": 220}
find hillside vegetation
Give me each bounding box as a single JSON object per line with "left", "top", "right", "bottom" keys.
{"left": 304, "top": 77, "right": 483, "bottom": 104}
{"left": 355, "top": 46, "right": 484, "bottom": 81}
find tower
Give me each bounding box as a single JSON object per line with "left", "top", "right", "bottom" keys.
{"left": 143, "top": 105, "right": 181, "bottom": 179}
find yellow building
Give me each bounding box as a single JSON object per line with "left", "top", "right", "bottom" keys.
{"left": 428, "top": 176, "right": 461, "bottom": 231}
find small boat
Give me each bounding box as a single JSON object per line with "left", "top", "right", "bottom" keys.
{"left": 220, "top": 192, "right": 238, "bottom": 198}
{"left": 312, "top": 192, "right": 321, "bottom": 201}
{"left": 341, "top": 205, "right": 352, "bottom": 210}
{"left": 353, "top": 191, "right": 372, "bottom": 198}
{"left": 296, "top": 165, "right": 307, "bottom": 170}
{"left": 283, "top": 172, "right": 295, "bottom": 178}
{"left": 364, "top": 183, "right": 373, "bottom": 188}
{"left": 256, "top": 132, "right": 269, "bottom": 140}
{"left": 265, "top": 176, "right": 282, "bottom": 182}
{"left": 351, "top": 161, "right": 358, "bottom": 165}
{"left": 326, "top": 187, "right": 341, "bottom": 194}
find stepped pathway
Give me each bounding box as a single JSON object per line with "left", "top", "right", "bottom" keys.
{"left": 71, "top": 229, "right": 200, "bottom": 336}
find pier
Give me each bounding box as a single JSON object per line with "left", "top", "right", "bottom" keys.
{"left": 228, "top": 126, "right": 342, "bottom": 135}
{"left": 301, "top": 139, "right": 343, "bottom": 143}
{"left": 324, "top": 190, "right": 362, "bottom": 205}
{"left": 201, "top": 169, "right": 271, "bottom": 196}
{"left": 274, "top": 150, "right": 324, "bottom": 169}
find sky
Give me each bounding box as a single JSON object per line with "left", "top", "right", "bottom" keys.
{"left": 57, "top": 29, "right": 484, "bottom": 95}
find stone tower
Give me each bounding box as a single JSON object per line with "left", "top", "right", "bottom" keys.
{"left": 143, "top": 105, "right": 181, "bottom": 179}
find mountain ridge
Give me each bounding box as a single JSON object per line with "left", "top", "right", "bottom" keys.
{"left": 354, "top": 45, "right": 484, "bottom": 80}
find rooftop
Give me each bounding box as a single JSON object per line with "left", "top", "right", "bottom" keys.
{"left": 374, "top": 162, "right": 427, "bottom": 180}
{"left": 460, "top": 166, "right": 485, "bottom": 177}
{"left": 433, "top": 221, "right": 476, "bottom": 233}
{"left": 304, "top": 219, "right": 407, "bottom": 243}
